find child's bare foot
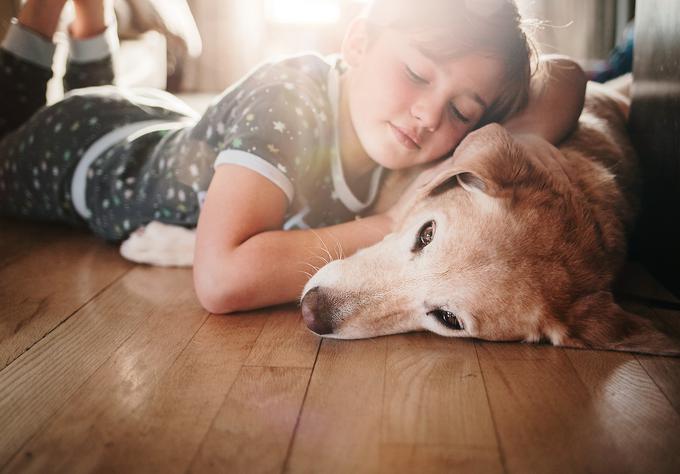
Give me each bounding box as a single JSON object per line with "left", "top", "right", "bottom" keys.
{"left": 70, "top": 0, "right": 115, "bottom": 39}
{"left": 17, "top": 0, "right": 69, "bottom": 40}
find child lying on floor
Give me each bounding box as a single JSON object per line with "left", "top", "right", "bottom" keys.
{"left": 0, "top": 0, "right": 586, "bottom": 313}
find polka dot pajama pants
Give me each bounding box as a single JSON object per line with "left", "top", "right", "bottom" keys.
{"left": 0, "top": 49, "right": 203, "bottom": 241}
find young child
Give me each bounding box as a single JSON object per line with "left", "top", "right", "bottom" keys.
{"left": 0, "top": 0, "right": 586, "bottom": 313}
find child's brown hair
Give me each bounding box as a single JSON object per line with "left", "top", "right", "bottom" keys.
{"left": 364, "top": 0, "right": 535, "bottom": 126}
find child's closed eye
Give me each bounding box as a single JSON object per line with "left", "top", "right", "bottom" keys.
{"left": 405, "top": 64, "right": 472, "bottom": 124}
{"left": 448, "top": 103, "right": 471, "bottom": 124}
{"left": 405, "top": 65, "right": 429, "bottom": 84}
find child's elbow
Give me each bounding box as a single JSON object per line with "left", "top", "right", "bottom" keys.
{"left": 193, "top": 261, "right": 247, "bottom": 314}
{"left": 195, "top": 284, "right": 231, "bottom": 314}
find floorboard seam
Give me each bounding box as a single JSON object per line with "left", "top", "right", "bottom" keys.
{"left": 474, "top": 342, "right": 508, "bottom": 474}
{"left": 635, "top": 349, "right": 680, "bottom": 416}
{"left": 639, "top": 289, "right": 680, "bottom": 414}
{"left": 0, "top": 265, "right": 133, "bottom": 373}
{"left": 280, "top": 337, "right": 322, "bottom": 474}
{"left": 183, "top": 315, "right": 270, "bottom": 474}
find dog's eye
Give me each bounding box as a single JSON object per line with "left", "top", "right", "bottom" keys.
{"left": 428, "top": 309, "right": 464, "bottom": 330}
{"left": 413, "top": 220, "right": 436, "bottom": 252}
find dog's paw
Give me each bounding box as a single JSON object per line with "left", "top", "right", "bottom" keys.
{"left": 120, "top": 221, "right": 196, "bottom": 267}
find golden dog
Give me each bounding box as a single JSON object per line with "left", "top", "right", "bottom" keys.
{"left": 301, "top": 81, "right": 680, "bottom": 356}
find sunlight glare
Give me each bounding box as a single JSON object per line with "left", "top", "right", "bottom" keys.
{"left": 265, "top": 0, "right": 370, "bottom": 25}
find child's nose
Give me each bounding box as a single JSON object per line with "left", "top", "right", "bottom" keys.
{"left": 411, "top": 99, "right": 444, "bottom": 132}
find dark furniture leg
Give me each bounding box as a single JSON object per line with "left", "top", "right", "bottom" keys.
{"left": 629, "top": 0, "right": 680, "bottom": 297}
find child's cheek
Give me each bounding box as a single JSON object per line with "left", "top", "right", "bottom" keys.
{"left": 440, "top": 126, "right": 465, "bottom": 155}
{"left": 377, "top": 62, "right": 416, "bottom": 114}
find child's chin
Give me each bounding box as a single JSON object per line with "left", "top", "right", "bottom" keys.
{"left": 383, "top": 157, "right": 423, "bottom": 171}
{"left": 370, "top": 149, "right": 414, "bottom": 170}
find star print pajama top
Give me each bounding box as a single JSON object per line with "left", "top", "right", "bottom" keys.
{"left": 0, "top": 21, "right": 384, "bottom": 241}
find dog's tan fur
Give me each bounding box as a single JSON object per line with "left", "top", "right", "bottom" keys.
{"left": 301, "top": 80, "right": 680, "bottom": 356}
{"left": 121, "top": 79, "right": 680, "bottom": 356}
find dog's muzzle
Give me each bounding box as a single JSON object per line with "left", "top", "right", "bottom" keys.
{"left": 300, "top": 287, "right": 335, "bottom": 335}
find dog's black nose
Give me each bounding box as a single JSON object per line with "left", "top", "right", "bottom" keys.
{"left": 301, "top": 287, "right": 334, "bottom": 335}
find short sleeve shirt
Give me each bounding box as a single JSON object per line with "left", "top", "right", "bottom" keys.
{"left": 194, "top": 53, "right": 385, "bottom": 229}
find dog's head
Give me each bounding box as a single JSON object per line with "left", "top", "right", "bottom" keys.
{"left": 301, "top": 124, "right": 679, "bottom": 356}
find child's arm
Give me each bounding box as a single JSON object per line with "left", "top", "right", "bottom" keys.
{"left": 193, "top": 165, "right": 392, "bottom": 314}
{"left": 502, "top": 54, "right": 587, "bottom": 145}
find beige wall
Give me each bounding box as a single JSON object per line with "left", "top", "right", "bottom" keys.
{"left": 516, "top": 0, "right": 619, "bottom": 62}
{"left": 182, "top": 0, "right": 627, "bottom": 93}
{"left": 182, "top": 0, "right": 265, "bottom": 92}
{"left": 182, "top": 0, "right": 360, "bottom": 93}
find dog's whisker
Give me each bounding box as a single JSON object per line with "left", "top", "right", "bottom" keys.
{"left": 303, "top": 250, "right": 329, "bottom": 267}
{"left": 321, "top": 239, "right": 334, "bottom": 262}
{"left": 309, "top": 229, "right": 333, "bottom": 264}
{"left": 302, "top": 252, "right": 326, "bottom": 265}
{"left": 331, "top": 235, "right": 344, "bottom": 261}
{"left": 329, "top": 233, "right": 342, "bottom": 260}
{"left": 337, "top": 238, "right": 346, "bottom": 260}
{"left": 298, "top": 270, "right": 314, "bottom": 279}
{"left": 300, "top": 261, "right": 320, "bottom": 273}
{"left": 303, "top": 247, "right": 330, "bottom": 266}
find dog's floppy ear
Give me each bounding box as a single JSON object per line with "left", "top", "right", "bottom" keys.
{"left": 422, "top": 123, "right": 525, "bottom": 199}
{"left": 556, "top": 291, "right": 680, "bottom": 357}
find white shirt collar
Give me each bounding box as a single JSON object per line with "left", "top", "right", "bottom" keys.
{"left": 326, "top": 59, "right": 384, "bottom": 214}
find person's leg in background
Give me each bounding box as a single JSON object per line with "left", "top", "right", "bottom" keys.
{"left": 0, "top": 0, "right": 118, "bottom": 139}
{"left": 63, "top": 0, "right": 118, "bottom": 91}
{"left": 0, "top": 0, "right": 120, "bottom": 225}
{"left": 0, "top": 0, "right": 67, "bottom": 138}
{"left": 1, "top": 0, "right": 194, "bottom": 235}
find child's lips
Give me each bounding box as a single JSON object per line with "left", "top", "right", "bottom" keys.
{"left": 389, "top": 123, "right": 420, "bottom": 150}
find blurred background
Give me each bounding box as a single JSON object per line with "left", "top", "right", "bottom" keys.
{"left": 3, "top": 0, "right": 679, "bottom": 294}
{"left": 0, "top": 0, "right": 635, "bottom": 98}
{"left": 183, "top": 0, "right": 636, "bottom": 92}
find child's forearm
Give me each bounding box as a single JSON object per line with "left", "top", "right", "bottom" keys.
{"left": 503, "top": 54, "right": 587, "bottom": 145}
{"left": 196, "top": 213, "right": 393, "bottom": 313}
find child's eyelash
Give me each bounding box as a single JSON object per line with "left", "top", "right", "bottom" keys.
{"left": 449, "top": 104, "right": 471, "bottom": 124}
{"left": 405, "top": 64, "right": 471, "bottom": 124}
{"left": 405, "top": 65, "right": 428, "bottom": 84}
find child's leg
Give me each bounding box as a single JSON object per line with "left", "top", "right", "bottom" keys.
{"left": 63, "top": 0, "right": 118, "bottom": 91}
{"left": 0, "top": 0, "right": 67, "bottom": 138}
{"left": 17, "top": 0, "right": 68, "bottom": 40}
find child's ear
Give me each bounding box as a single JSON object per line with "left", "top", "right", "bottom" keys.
{"left": 555, "top": 291, "right": 680, "bottom": 357}
{"left": 341, "top": 18, "right": 370, "bottom": 68}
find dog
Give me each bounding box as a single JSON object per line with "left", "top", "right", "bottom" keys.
{"left": 121, "top": 79, "right": 680, "bottom": 356}
{"left": 299, "top": 80, "right": 680, "bottom": 357}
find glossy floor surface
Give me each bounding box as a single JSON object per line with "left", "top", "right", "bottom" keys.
{"left": 1, "top": 218, "right": 680, "bottom": 473}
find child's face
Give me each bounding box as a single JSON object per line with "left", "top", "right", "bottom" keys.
{"left": 345, "top": 26, "right": 505, "bottom": 170}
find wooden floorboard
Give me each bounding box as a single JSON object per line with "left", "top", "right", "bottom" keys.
{"left": 615, "top": 263, "right": 680, "bottom": 416}
{"left": 285, "top": 338, "right": 388, "bottom": 474}
{"left": 1, "top": 267, "right": 205, "bottom": 472}
{"left": 566, "top": 348, "right": 680, "bottom": 472}
{"left": 244, "top": 306, "right": 320, "bottom": 369}
{"left": 1, "top": 224, "right": 680, "bottom": 473}
{"left": 476, "top": 343, "right": 603, "bottom": 473}
{"left": 0, "top": 219, "right": 78, "bottom": 268}
{"left": 380, "top": 335, "right": 502, "bottom": 472}
{"left": 0, "top": 221, "right": 132, "bottom": 370}
{"left": 0, "top": 267, "right": 190, "bottom": 466}
{"left": 190, "top": 366, "right": 311, "bottom": 474}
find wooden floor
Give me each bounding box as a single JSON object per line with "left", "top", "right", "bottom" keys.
{"left": 1, "top": 218, "right": 680, "bottom": 474}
